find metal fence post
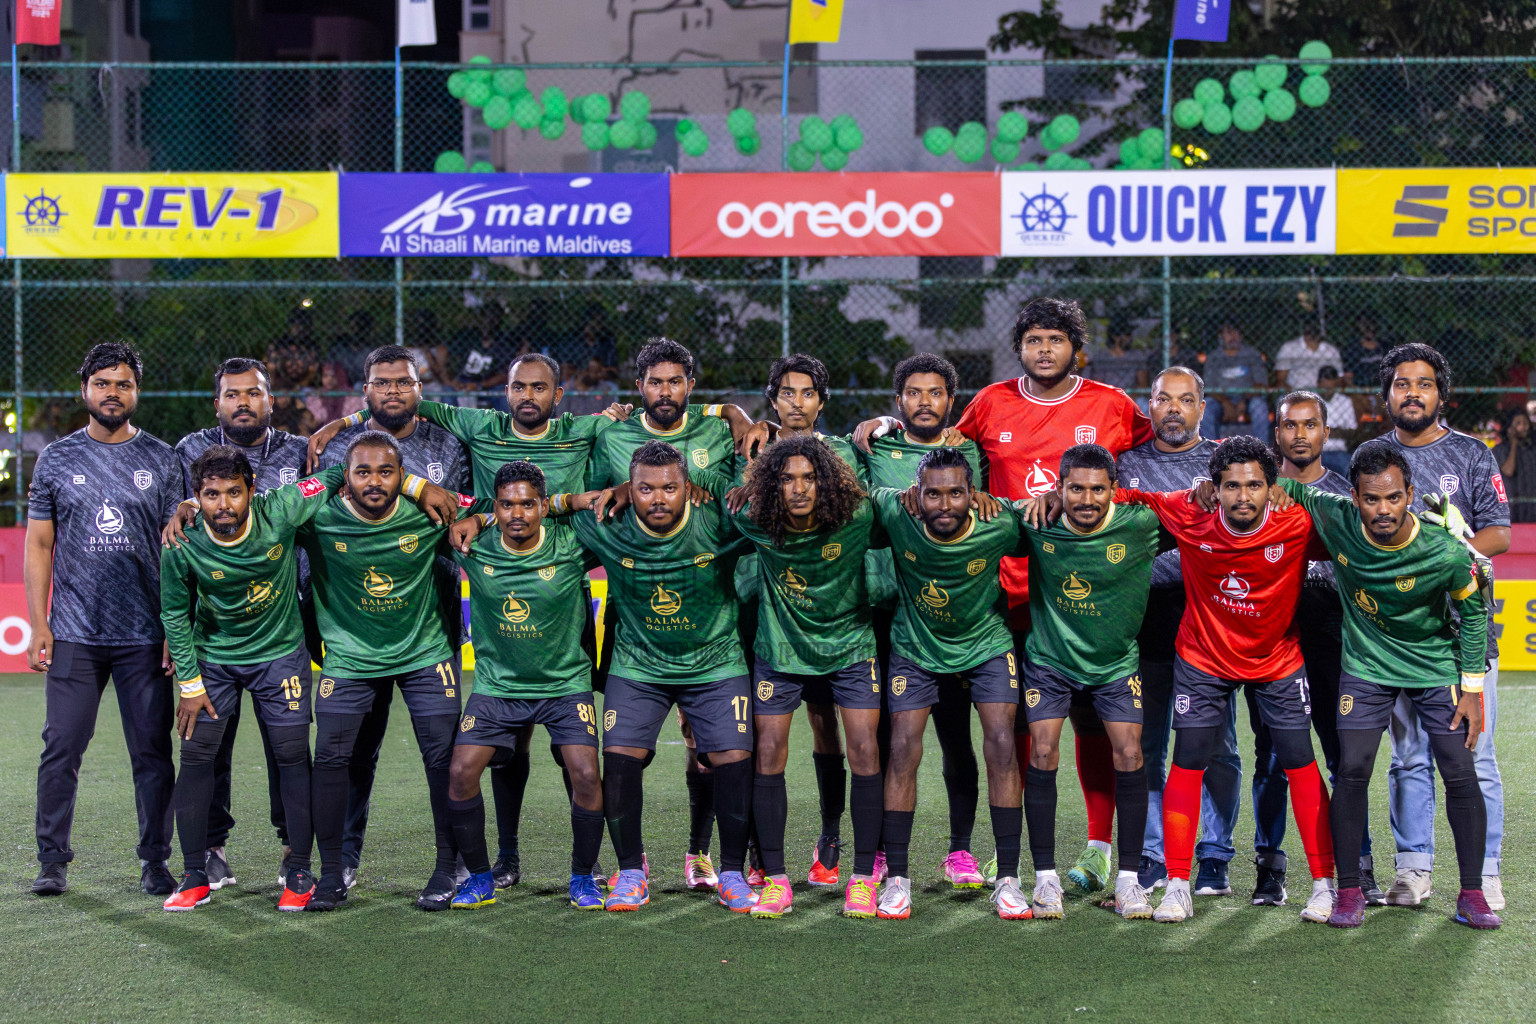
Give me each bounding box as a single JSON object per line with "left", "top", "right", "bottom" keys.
{"left": 12, "top": 55, "right": 22, "bottom": 518}
{"left": 780, "top": 49, "right": 792, "bottom": 358}
{"left": 394, "top": 51, "right": 405, "bottom": 346}
{"left": 1161, "top": 57, "right": 1174, "bottom": 369}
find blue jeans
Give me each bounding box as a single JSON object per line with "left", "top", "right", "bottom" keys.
{"left": 1139, "top": 658, "right": 1242, "bottom": 864}
{"left": 1388, "top": 659, "right": 1501, "bottom": 875}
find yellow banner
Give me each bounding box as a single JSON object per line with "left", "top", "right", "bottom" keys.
{"left": 788, "top": 0, "right": 844, "bottom": 44}
{"left": 459, "top": 577, "right": 607, "bottom": 674}
{"left": 1337, "top": 168, "right": 1536, "bottom": 254}
{"left": 6, "top": 173, "right": 338, "bottom": 258}
{"left": 1492, "top": 579, "right": 1536, "bottom": 672}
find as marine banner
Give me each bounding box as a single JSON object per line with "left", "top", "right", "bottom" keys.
{"left": 5, "top": 173, "right": 339, "bottom": 258}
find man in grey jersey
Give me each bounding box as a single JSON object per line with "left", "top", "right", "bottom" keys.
{"left": 28, "top": 342, "right": 183, "bottom": 896}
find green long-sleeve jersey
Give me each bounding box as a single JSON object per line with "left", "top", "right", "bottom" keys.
{"left": 1019, "top": 501, "right": 1162, "bottom": 685}
{"left": 1277, "top": 477, "right": 1487, "bottom": 687}
{"left": 417, "top": 401, "right": 614, "bottom": 497}
{"left": 159, "top": 465, "right": 345, "bottom": 686}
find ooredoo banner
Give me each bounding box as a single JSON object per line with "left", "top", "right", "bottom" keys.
{"left": 999, "top": 169, "right": 1336, "bottom": 256}
{"left": 339, "top": 172, "right": 670, "bottom": 257}
{"left": 670, "top": 173, "right": 1000, "bottom": 257}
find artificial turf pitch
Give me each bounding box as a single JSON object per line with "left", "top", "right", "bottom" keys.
{"left": 1, "top": 671, "right": 1530, "bottom": 1024}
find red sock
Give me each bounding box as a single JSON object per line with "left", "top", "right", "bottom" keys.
{"left": 1016, "top": 731, "right": 1032, "bottom": 788}
{"left": 1163, "top": 765, "right": 1204, "bottom": 881}
{"left": 1075, "top": 732, "right": 1116, "bottom": 844}
{"left": 1285, "top": 761, "right": 1336, "bottom": 880}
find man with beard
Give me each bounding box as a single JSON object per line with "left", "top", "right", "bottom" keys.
{"left": 1273, "top": 442, "right": 1498, "bottom": 930}
{"left": 28, "top": 342, "right": 182, "bottom": 897}
{"left": 1375, "top": 344, "right": 1509, "bottom": 911}
{"left": 1115, "top": 367, "right": 1241, "bottom": 897}
{"left": 175, "top": 357, "right": 311, "bottom": 896}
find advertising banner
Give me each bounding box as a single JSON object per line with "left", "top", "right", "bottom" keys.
{"left": 6, "top": 173, "right": 339, "bottom": 258}
{"left": 0, "top": 584, "right": 35, "bottom": 673}
{"left": 999, "top": 169, "right": 1336, "bottom": 256}
{"left": 339, "top": 172, "right": 670, "bottom": 257}
{"left": 670, "top": 172, "right": 999, "bottom": 257}
{"left": 1337, "top": 168, "right": 1536, "bottom": 254}
{"left": 1492, "top": 579, "right": 1536, "bottom": 672}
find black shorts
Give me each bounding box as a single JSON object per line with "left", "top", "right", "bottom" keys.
{"left": 1172, "top": 656, "right": 1310, "bottom": 732}
{"left": 315, "top": 657, "right": 462, "bottom": 718}
{"left": 887, "top": 650, "right": 1019, "bottom": 714}
{"left": 753, "top": 658, "right": 883, "bottom": 715}
{"left": 457, "top": 691, "right": 600, "bottom": 749}
{"left": 1021, "top": 657, "right": 1142, "bottom": 726}
{"left": 199, "top": 646, "right": 312, "bottom": 728}
{"left": 1336, "top": 674, "right": 1469, "bottom": 734}
{"left": 602, "top": 674, "right": 752, "bottom": 754}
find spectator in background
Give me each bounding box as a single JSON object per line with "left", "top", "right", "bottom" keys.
{"left": 451, "top": 301, "right": 515, "bottom": 408}
{"left": 1315, "top": 366, "right": 1357, "bottom": 476}
{"left": 1494, "top": 406, "right": 1536, "bottom": 523}
{"left": 552, "top": 302, "right": 619, "bottom": 373}
{"left": 268, "top": 364, "right": 320, "bottom": 436}
{"left": 305, "top": 362, "right": 364, "bottom": 424}
{"left": 404, "top": 308, "right": 455, "bottom": 393}
{"left": 328, "top": 310, "right": 378, "bottom": 388}
{"left": 1274, "top": 322, "right": 1342, "bottom": 390}
{"left": 1087, "top": 316, "right": 1149, "bottom": 392}
{"left": 1201, "top": 320, "right": 1270, "bottom": 438}
{"left": 1342, "top": 310, "right": 1386, "bottom": 386}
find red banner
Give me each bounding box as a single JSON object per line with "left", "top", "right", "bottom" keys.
{"left": 16, "top": 0, "right": 61, "bottom": 46}
{"left": 0, "top": 584, "right": 35, "bottom": 672}
{"left": 670, "top": 172, "right": 1000, "bottom": 257}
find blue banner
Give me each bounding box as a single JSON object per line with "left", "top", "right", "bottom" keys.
{"left": 1171, "top": 0, "right": 1229, "bottom": 42}
{"left": 338, "top": 172, "right": 670, "bottom": 257}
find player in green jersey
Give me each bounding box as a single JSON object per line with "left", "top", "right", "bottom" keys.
{"left": 728, "top": 434, "right": 887, "bottom": 919}
{"left": 867, "top": 447, "right": 1026, "bottom": 920}
{"left": 1016, "top": 444, "right": 1162, "bottom": 921}
{"left": 301, "top": 432, "right": 471, "bottom": 912}
{"left": 444, "top": 461, "right": 608, "bottom": 912}
{"left": 1272, "top": 442, "right": 1498, "bottom": 929}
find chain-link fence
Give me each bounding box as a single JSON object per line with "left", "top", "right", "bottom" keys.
{"left": 4, "top": 55, "right": 1536, "bottom": 519}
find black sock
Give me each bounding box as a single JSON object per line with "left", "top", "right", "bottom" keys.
{"left": 489, "top": 747, "right": 531, "bottom": 858}
{"left": 1428, "top": 731, "right": 1487, "bottom": 891}
{"left": 685, "top": 768, "right": 715, "bottom": 855}
{"left": 850, "top": 771, "right": 884, "bottom": 876}
{"left": 268, "top": 725, "right": 314, "bottom": 874}
{"left": 711, "top": 758, "right": 753, "bottom": 875}
{"left": 752, "top": 773, "right": 788, "bottom": 877}
{"left": 881, "top": 809, "right": 916, "bottom": 877}
{"left": 1023, "top": 765, "right": 1058, "bottom": 872}
{"left": 413, "top": 715, "right": 459, "bottom": 876}
{"left": 939, "top": 732, "right": 979, "bottom": 853}
{"left": 570, "top": 805, "right": 606, "bottom": 877}
{"left": 174, "top": 719, "right": 227, "bottom": 874}
{"left": 448, "top": 794, "right": 490, "bottom": 875}
{"left": 312, "top": 765, "right": 351, "bottom": 878}
{"left": 812, "top": 752, "right": 847, "bottom": 837}
{"left": 603, "top": 753, "right": 647, "bottom": 871}
{"left": 990, "top": 804, "right": 1023, "bottom": 880}
{"left": 1113, "top": 768, "right": 1149, "bottom": 873}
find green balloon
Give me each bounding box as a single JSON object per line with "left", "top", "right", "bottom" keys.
{"left": 512, "top": 95, "right": 542, "bottom": 129}
{"left": 1264, "top": 87, "right": 1296, "bottom": 122}
{"left": 1016, "top": 162, "right": 1040, "bottom": 171}
{"left": 619, "top": 92, "right": 651, "bottom": 123}
{"left": 492, "top": 69, "right": 525, "bottom": 97}
{"left": 954, "top": 135, "right": 986, "bottom": 164}
{"left": 1043, "top": 150, "right": 1071, "bottom": 170}
{"left": 434, "top": 151, "right": 467, "bottom": 173}
{"left": 483, "top": 96, "right": 514, "bottom": 130}
{"left": 1118, "top": 137, "right": 1141, "bottom": 164}
{"left": 834, "top": 123, "right": 863, "bottom": 152}
{"left": 922, "top": 126, "right": 954, "bottom": 156}
{"left": 539, "top": 117, "right": 566, "bottom": 140}
{"left": 788, "top": 141, "right": 816, "bottom": 171}
{"left": 1173, "top": 99, "right": 1204, "bottom": 130}
{"left": 956, "top": 120, "right": 986, "bottom": 140}
{"left": 800, "top": 117, "right": 834, "bottom": 153}
{"left": 541, "top": 87, "right": 567, "bottom": 118}
{"left": 991, "top": 136, "right": 1020, "bottom": 164}
{"left": 1048, "top": 114, "right": 1081, "bottom": 145}
{"left": 829, "top": 114, "right": 856, "bottom": 133}
{"left": 570, "top": 96, "right": 588, "bottom": 124}
{"left": 1193, "top": 78, "right": 1224, "bottom": 105}
{"left": 1232, "top": 96, "right": 1266, "bottom": 132}
{"left": 1299, "top": 75, "right": 1330, "bottom": 107}
{"left": 1040, "top": 125, "right": 1063, "bottom": 152}
{"left": 447, "top": 71, "right": 470, "bottom": 99}
{"left": 467, "top": 58, "right": 491, "bottom": 85}
{"left": 1254, "top": 57, "right": 1287, "bottom": 92}
{"left": 468, "top": 55, "right": 491, "bottom": 64}
{"left": 583, "top": 94, "right": 612, "bottom": 122}
{"left": 1072, "top": 157, "right": 1094, "bottom": 170}
{"left": 464, "top": 80, "right": 492, "bottom": 108}
{"left": 726, "top": 108, "right": 756, "bottom": 137}
{"left": 1229, "top": 70, "right": 1261, "bottom": 100}
{"left": 1202, "top": 102, "right": 1232, "bottom": 134}
{"left": 735, "top": 132, "right": 761, "bottom": 157}
{"left": 681, "top": 130, "right": 709, "bottom": 158}
{"left": 470, "top": 160, "right": 495, "bottom": 174}
{"left": 609, "top": 121, "right": 639, "bottom": 149}
{"left": 996, "top": 111, "right": 1028, "bottom": 143}
{"left": 1299, "top": 40, "right": 1333, "bottom": 75}
{"left": 1137, "top": 127, "right": 1165, "bottom": 159}
{"left": 637, "top": 122, "right": 658, "bottom": 150}
{"left": 820, "top": 147, "right": 848, "bottom": 171}
{"left": 675, "top": 119, "right": 695, "bottom": 139}
{"left": 581, "top": 122, "right": 609, "bottom": 151}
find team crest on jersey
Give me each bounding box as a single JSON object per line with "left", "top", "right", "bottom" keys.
{"left": 1024, "top": 689, "right": 1040, "bottom": 708}
{"left": 1219, "top": 572, "right": 1250, "bottom": 600}
{"left": 266, "top": 544, "right": 283, "bottom": 561}
{"left": 1107, "top": 544, "right": 1125, "bottom": 564}
{"left": 1439, "top": 474, "right": 1459, "bottom": 496}
{"left": 460, "top": 716, "right": 476, "bottom": 732}
{"left": 399, "top": 534, "right": 419, "bottom": 554}
{"left": 650, "top": 583, "right": 682, "bottom": 615}
{"left": 1354, "top": 589, "right": 1379, "bottom": 614}
{"left": 502, "top": 594, "right": 530, "bottom": 623}
{"left": 920, "top": 581, "right": 949, "bottom": 608}
{"left": 890, "top": 676, "right": 907, "bottom": 697}
{"left": 1062, "top": 572, "right": 1092, "bottom": 600}
{"left": 694, "top": 553, "right": 715, "bottom": 568}
{"left": 966, "top": 558, "right": 987, "bottom": 576}
{"left": 1075, "top": 425, "right": 1096, "bottom": 445}
{"left": 757, "top": 680, "right": 774, "bottom": 701}
{"left": 1395, "top": 575, "right": 1416, "bottom": 592}
{"left": 1264, "top": 543, "right": 1285, "bottom": 563}
{"left": 603, "top": 709, "right": 616, "bottom": 731}
{"left": 539, "top": 565, "right": 557, "bottom": 581}
{"left": 319, "top": 679, "right": 334, "bottom": 699}
{"left": 691, "top": 448, "right": 709, "bottom": 469}
{"left": 427, "top": 462, "right": 445, "bottom": 484}
{"left": 279, "top": 468, "right": 298, "bottom": 486}
{"left": 821, "top": 543, "right": 841, "bottom": 561}
{"left": 364, "top": 568, "right": 393, "bottom": 598}
{"left": 1175, "top": 694, "right": 1190, "bottom": 715}
{"left": 1339, "top": 695, "right": 1354, "bottom": 716}
{"left": 298, "top": 476, "right": 325, "bottom": 497}
{"left": 133, "top": 470, "right": 153, "bottom": 490}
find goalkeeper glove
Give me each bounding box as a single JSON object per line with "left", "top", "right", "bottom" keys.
{"left": 1420, "top": 491, "right": 1473, "bottom": 540}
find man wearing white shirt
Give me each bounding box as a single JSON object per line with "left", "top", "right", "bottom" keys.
{"left": 1315, "top": 367, "right": 1356, "bottom": 476}
{"left": 1274, "top": 325, "right": 1342, "bottom": 391}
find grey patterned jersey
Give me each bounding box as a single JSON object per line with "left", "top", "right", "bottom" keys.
{"left": 1380, "top": 426, "right": 1509, "bottom": 662}
{"left": 28, "top": 428, "right": 183, "bottom": 644}
{"left": 1116, "top": 438, "right": 1219, "bottom": 589}
{"left": 317, "top": 418, "right": 469, "bottom": 494}
{"left": 1298, "top": 468, "right": 1353, "bottom": 589}
{"left": 174, "top": 427, "right": 310, "bottom": 496}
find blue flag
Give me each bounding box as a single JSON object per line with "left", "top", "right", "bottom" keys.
{"left": 1172, "top": 0, "right": 1229, "bottom": 42}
